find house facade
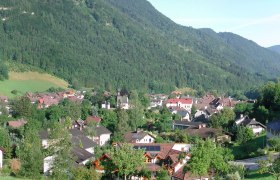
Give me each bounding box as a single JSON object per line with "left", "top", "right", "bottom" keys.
{"left": 166, "top": 98, "right": 193, "bottom": 111}
{"left": 124, "top": 131, "right": 155, "bottom": 144}
{"left": 235, "top": 114, "right": 266, "bottom": 135}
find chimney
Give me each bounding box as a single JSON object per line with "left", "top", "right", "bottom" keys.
{"left": 240, "top": 114, "right": 243, "bottom": 118}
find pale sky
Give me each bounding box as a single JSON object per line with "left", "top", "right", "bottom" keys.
{"left": 147, "top": 0, "right": 280, "bottom": 47}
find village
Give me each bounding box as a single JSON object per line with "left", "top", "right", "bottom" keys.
{"left": 0, "top": 87, "right": 276, "bottom": 180}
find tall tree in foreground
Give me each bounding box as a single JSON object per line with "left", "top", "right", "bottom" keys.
{"left": 107, "top": 143, "right": 145, "bottom": 180}
{"left": 18, "top": 126, "right": 43, "bottom": 178}
{"left": 113, "top": 109, "right": 130, "bottom": 141}
{"left": 50, "top": 122, "right": 73, "bottom": 179}
{"left": 186, "top": 139, "right": 233, "bottom": 179}
{"left": 0, "top": 127, "right": 11, "bottom": 158}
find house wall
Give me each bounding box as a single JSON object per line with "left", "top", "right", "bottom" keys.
{"left": 42, "top": 139, "right": 48, "bottom": 149}
{"left": 166, "top": 102, "right": 192, "bottom": 111}
{"left": 99, "top": 134, "right": 111, "bottom": 146}
{"left": 174, "top": 160, "right": 186, "bottom": 173}
{"left": 0, "top": 150, "right": 2, "bottom": 168}
{"left": 251, "top": 126, "right": 264, "bottom": 135}
{"left": 43, "top": 155, "right": 54, "bottom": 174}
{"left": 85, "top": 147, "right": 94, "bottom": 154}
{"left": 172, "top": 144, "right": 191, "bottom": 152}
{"left": 137, "top": 135, "right": 155, "bottom": 143}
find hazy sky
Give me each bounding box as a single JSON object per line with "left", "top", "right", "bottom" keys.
{"left": 147, "top": 0, "right": 280, "bottom": 47}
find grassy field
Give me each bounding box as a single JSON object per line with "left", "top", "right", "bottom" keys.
{"left": 0, "top": 71, "right": 69, "bottom": 98}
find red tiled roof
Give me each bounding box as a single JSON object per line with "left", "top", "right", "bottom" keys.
{"left": 86, "top": 116, "right": 102, "bottom": 124}
{"left": 167, "top": 98, "right": 192, "bottom": 105}
{"left": 7, "top": 119, "right": 27, "bottom": 128}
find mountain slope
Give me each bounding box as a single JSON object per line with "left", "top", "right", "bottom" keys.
{"left": 1, "top": 0, "right": 280, "bottom": 93}
{"left": 269, "top": 45, "right": 280, "bottom": 54}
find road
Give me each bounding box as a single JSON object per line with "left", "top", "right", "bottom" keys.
{"left": 229, "top": 152, "right": 279, "bottom": 170}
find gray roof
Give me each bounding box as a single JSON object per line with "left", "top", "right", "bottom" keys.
{"left": 72, "top": 146, "right": 93, "bottom": 164}
{"left": 96, "top": 125, "right": 111, "bottom": 136}
{"left": 117, "top": 95, "right": 128, "bottom": 104}
{"left": 39, "top": 129, "right": 97, "bottom": 149}
{"left": 173, "top": 121, "right": 204, "bottom": 128}
{"left": 124, "top": 131, "right": 154, "bottom": 143}
{"left": 236, "top": 116, "right": 266, "bottom": 128}
{"left": 70, "top": 129, "right": 97, "bottom": 149}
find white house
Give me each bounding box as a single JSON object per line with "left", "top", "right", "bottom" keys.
{"left": 166, "top": 98, "right": 193, "bottom": 111}
{"left": 170, "top": 107, "right": 191, "bottom": 121}
{"left": 235, "top": 114, "right": 266, "bottom": 135}
{"left": 0, "top": 148, "right": 3, "bottom": 169}
{"left": 124, "top": 131, "right": 155, "bottom": 143}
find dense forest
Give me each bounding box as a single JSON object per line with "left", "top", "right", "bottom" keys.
{"left": 269, "top": 45, "right": 280, "bottom": 54}
{"left": 1, "top": 0, "right": 280, "bottom": 93}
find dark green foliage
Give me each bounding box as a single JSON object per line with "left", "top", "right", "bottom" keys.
{"left": 268, "top": 138, "right": 280, "bottom": 151}
{"left": 0, "top": 0, "right": 279, "bottom": 93}
{"left": 81, "top": 99, "right": 92, "bottom": 120}
{"left": 18, "top": 126, "right": 43, "bottom": 178}
{"left": 186, "top": 139, "right": 233, "bottom": 178}
{"left": 255, "top": 81, "right": 280, "bottom": 121}
{"left": 0, "top": 63, "right": 9, "bottom": 80}
{"left": 0, "top": 127, "right": 11, "bottom": 157}
{"left": 210, "top": 108, "right": 235, "bottom": 129}
{"left": 99, "top": 109, "right": 118, "bottom": 133}
{"left": 234, "top": 103, "right": 253, "bottom": 116}
{"left": 236, "top": 126, "right": 254, "bottom": 144}
{"left": 11, "top": 96, "right": 33, "bottom": 118}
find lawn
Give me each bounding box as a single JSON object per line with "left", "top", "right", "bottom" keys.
{"left": 0, "top": 71, "right": 68, "bottom": 98}
{"left": 230, "top": 134, "right": 266, "bottom": 160}
{"left": 0, "top": 176, "right": 29, "bottom": 180}
{"left": 245, "top": 170, "right": 274, "bottom": 180}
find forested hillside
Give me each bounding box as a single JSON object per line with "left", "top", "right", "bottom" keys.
{"left": 269, "top": 45, "right": 280, "bottom": 54}
{"left": 1, "top": 0, "right": 280, "bottom": 93}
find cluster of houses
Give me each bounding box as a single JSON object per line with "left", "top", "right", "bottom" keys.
{"left": 0, "top": 89, "right": 269, "bottom": 179}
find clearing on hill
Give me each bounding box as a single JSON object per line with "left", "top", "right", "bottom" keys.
{"left": 0, "top": 71, "right": 69, "bottom": 98}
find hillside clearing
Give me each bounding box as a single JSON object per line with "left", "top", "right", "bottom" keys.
{"left": 0, "top": 72, "right": 69, "bottom": 98}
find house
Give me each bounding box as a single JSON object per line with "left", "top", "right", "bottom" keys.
{"left": 69, "top": 128, "right": 97, "bottom": 153}
{"left": 117, "top": 95, "right": 129, "bottom": 109}
{"left": 170, "top": 107, "right": 191, "bottom": 121}
{"left": 235, "top": 114, "right": 266, "bottom": 135}
{"left": 7, "top": 119, "right": 27, "bottom": 129}
{"left": 133, "top": 143, "right": 191, "bottom": 178}
{"left": 101, "top": 101, "right": 111, "bottom": 109}
{"left": 166, "top": 98, "right": 193, "bottom": 111}
{"left": 40, "top": 128, "right": 96, "bottom": 175}
{"left": 124, "top": 130, "right": 155, "bottom": 143}
{"left": 172, "top": 168, "right": 209, "bottom": 180}
{"left": 85, "top": 116, "right": 102, "bottom": 124}
{"left": 94, "top": 125, "right": 112, "bottom": 146}
{"left": 93, "top": 143, "right": 191, "bottom": 179}
{"left": 148, "top": 94, "right": 168, "bottom": 109}
{"left": 185, "top": 125, "right": 231, "bottom": 143}
{"left": 173, "top": 121, "right": 206, "bottom": 130}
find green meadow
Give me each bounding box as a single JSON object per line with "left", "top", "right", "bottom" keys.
{"left": 0, "top": 72, "right": 68, "bottom": 98}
